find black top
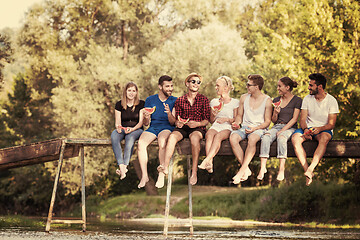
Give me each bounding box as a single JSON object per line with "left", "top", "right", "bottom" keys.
{"left": 273, "top": 95, "right": 302, "bottom": 129}
{"left": 115, "top": 100, "right": 145, "bottom": 127}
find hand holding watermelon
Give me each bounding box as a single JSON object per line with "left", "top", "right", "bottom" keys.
{"left": 232, "top": 122, "right": 240, "bottom": 130}
{"left": 272, "top": 99, "right": 282, "bottom": 108}
{"left": 177, "top": 115, "right": 189, "bottom": 128}
{"left": 211, "top": 101, "right": 223, "bottom": 114}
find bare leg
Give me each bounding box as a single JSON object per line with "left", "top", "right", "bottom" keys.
{"left": 291, "top": 133, "right": 312, "bottom": 185}
{"left": 137, "top": 131, "right": 156, "bottom": 188}
{"left": 205, "top": 129, "right": 216, "bottom": 156}
{"left": 304, "top": 132, "right": 332, "bottom": 185}
{"left": 233, "top": 134, "right": 260, "bottom": 183}
{"left": 276, "top": 158, "right": 286, "bottom": 181}
{"left": 257, "top": 157, "right": 268, "bottom": 180}
{"left": 199, "top": 130, "right": 216, "bottom": 170}
{"left": 156, "top": 131, "right": 183, "bottom": 188}
{"left": 230, "top": 133, "right": 250, "bottom": 184}
{"left": 189, "top": 131, "right": 203, "bottom": 185}
{"left": 157, "top": 130, "right": 172, "bottom": 172}
{"left": 229, "top": 133, "right": 245, "bottom": 164}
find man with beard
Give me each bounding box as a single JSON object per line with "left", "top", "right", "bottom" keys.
{"left": 137, "top": 75, "right": 177, "bottom": 188}
{"left": 155, "top": 73, "right": 211, "bottom": 188}
{"left": 291, "top": 73, "right": 339, "bottom": 186}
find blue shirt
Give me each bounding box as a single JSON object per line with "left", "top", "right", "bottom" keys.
{"left": 145, "top": 94, "right": 177, "bottom": 128}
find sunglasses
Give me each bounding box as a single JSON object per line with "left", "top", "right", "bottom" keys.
{"left": 188, "top": 80, "right": 202, "bottom": 85}
{"left": 246, "top": 83, "right": 256, "bottom": 87}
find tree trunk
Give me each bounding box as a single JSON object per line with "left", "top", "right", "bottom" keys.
{"left": 121, "top": 21, "right": 128, "bottom": 61}
{"left": 132, "top": 158, "right": 158, "bottom": 196}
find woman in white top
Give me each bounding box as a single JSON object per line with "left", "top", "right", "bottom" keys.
{"left": 198, "top": 76, "right": 239, "bottom": 173}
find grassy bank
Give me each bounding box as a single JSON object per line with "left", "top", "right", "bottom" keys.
{"left": 85, "top": 181, "right": 359, "bottom": 226}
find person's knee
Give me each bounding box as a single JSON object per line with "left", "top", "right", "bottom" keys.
{"left": 230, "top": 134, "right": 239, "bottom": 144}
{"left": 291, "top": 133, "right": 301, "bottom": 144}
{"left": 111, "top": 130, "right": 119, "bottom": 141}
{"left": 277, "top": 135, "right": 287, "bottom": 145}
{"left": 317, "top": 134, "right": 331, "bottom": 145}
{"left": 248, "top": 135, "right": 260, "bottom": 146}
{"left": 261, "top": 133, "right": 271, "bottom": 143}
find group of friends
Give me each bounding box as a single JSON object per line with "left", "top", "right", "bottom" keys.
{"left": 110, "top": 73, "right": 339, "bottom": 188}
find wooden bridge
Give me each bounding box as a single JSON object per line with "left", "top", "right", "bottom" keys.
{"left": 1, "top": 138, "right": 359, "bottom": 235}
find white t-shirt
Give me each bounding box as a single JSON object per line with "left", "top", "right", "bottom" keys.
{"left": 210, "top": 98, "right": 240, "bottom": 132}
{"left": 301, "top": 93, "right": 339, "bottom": 128}
{"left": 243, "top": 94, "right": 270, "bottom": 127}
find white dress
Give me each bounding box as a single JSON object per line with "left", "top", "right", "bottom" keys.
{"left": 209, "top": 98, "right": 240, "bottom": 132}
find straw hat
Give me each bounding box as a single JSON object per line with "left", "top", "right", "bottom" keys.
{"left": 184, "top": 73, "right": 203, "bottom": 86}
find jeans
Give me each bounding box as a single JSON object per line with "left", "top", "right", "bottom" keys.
{"left": 111, "top": 128, "right": 143, "bottom": 165}
{"left": 259, "top": 124, "right": 295, "bottom": 159}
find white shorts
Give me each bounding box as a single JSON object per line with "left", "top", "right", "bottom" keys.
{"left": 209, "top": 122, "right": 232, "bottom": 132}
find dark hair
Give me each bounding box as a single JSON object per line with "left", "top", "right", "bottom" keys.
{"left": 158, "top": 75, "right": 173, "bottom": 85}
{"left": 279, "top": 77, "right": 298, "bottom": 91}
{"left": 309, "top": 73, "right": 326, "bottom": 89}
{"left": 248, "top": 74, "right": 264, "bottom": 90}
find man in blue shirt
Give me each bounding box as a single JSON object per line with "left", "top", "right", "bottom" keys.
{"left": 137, "top": 75, "right": 177, "bottom": 188}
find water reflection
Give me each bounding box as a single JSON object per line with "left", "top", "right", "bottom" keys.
{"left": 1, "top": 217, "right": 359, "bottom": 240}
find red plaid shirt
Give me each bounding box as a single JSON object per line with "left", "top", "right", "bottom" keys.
{"left": 175, "top": 93, "right": 211, "bottom": 131}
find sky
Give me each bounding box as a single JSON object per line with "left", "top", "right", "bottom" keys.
{"left": 0, "top": 0, "right": 43, "bottom": 29}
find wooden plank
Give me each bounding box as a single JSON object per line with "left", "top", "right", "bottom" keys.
{"left": 51, "top": 219, "right": 84, "bottom": 224}
{"left": 176, "top": 139, "right": 360, "bottom": 158}
{"left": 0, "top": 139, "right": 80, "bottom": 171}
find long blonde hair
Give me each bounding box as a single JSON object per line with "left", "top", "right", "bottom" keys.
{"left": 121, "top": 82, "right": 140, "bottom": 111}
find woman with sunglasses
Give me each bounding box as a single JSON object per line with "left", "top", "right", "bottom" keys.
{"left": 199, "top": 76, "right": 239, "bottom": 173}
{"left": 111, "top": 82, "right": 145, "bottom": 180}
{"left": 257, "top": 77, "right": 302, "bottom": 181}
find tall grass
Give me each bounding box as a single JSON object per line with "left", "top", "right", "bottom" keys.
{"left": 172, "top": 182, "right": 359, "bottom": 224}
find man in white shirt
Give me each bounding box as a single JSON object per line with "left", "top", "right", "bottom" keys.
{"left": 230, "top": 74, "right": 273, "bottom": 184}
{"left": 291, "top": 73, "right": 339, "bottom": 186}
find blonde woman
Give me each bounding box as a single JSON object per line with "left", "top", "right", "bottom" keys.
{"left": 199, "top": 76, "right": 239, "bottom": 173}
{"left": 111, "top": 82, "right": 144, "bottom": 180}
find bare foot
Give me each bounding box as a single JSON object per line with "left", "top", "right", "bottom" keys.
{"left": 115, "top": 168, "right": 121, "bottom": 176}
{"left": 155, "top": 172, "right": 165, "bottom": 188}
{"left": 198, "top": 159, "right": 209, "bottom": 170}
{"left": 246, "top": 167, "right": 252, "bottom": 177}
{"left": 233, "top": 170, "right": 248, "bottom": 184}
{"left": 205, "top": 161, "right": 213, "bottom": 173}
{"left": 257, "top": 168, "right": 267, "bottom": 180}
{"left": 304, "top": 170, "right": 314, "bottom": 186}
{"left": 276, "top": 171, "right": 285, "bottom": 181}
{"left": 137, "top": 177, "right": 149, "bottom": 188}
{"left": 119, "top": 164, "right": 128, "bottom": 180}
{"left": 157, "top": 165, "right": 165, "bottom": 172}
{"left": 189, "top": 174, "right": 197, "bottom": 185}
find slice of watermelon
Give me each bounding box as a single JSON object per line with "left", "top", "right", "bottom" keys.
{"left": 211, "top": 101, "right": 223, "bottom": 111}
{"left": 272, "top": 99, "right": 282, "bottom": 108}
{"left": 144, "top": 106, "right": 156, "bottom": 114}
{"left": 177, "top": 115, "right": 189, "bottom": 124}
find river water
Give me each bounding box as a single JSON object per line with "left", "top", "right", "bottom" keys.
{"left": 1, "top": 217, "right": 359, "bottom": 240}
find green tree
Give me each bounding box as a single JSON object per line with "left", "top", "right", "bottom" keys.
{"left": 0, "top": 33, "right": 13, "bottom": 89}
{"left": 138, "top": 21, "right": 250, "bottom": 99}
{"left": 236, "top": 0, "right": 360, "bottom": 138}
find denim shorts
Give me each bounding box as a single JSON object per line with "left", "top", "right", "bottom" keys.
{"left": 231, "top": 125, "right": 266, "bottom": 139}
{"left": 146, "top": 125, "right": 174, "bottom": 137}
{"left": 293, "top": 128, "right": 333, "bottom": 139}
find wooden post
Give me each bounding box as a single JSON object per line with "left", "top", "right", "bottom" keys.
{"left": 163, "top": 155, "right": 174, "bottom": 236}
{"left": 187, "top": 155, "right": 194, "bottom": 235}
{"left": 45, "top": 140, "right": 66, "bottom": 232}
{"left": 80, "top": 146, "right": 86, "bottom": 232}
